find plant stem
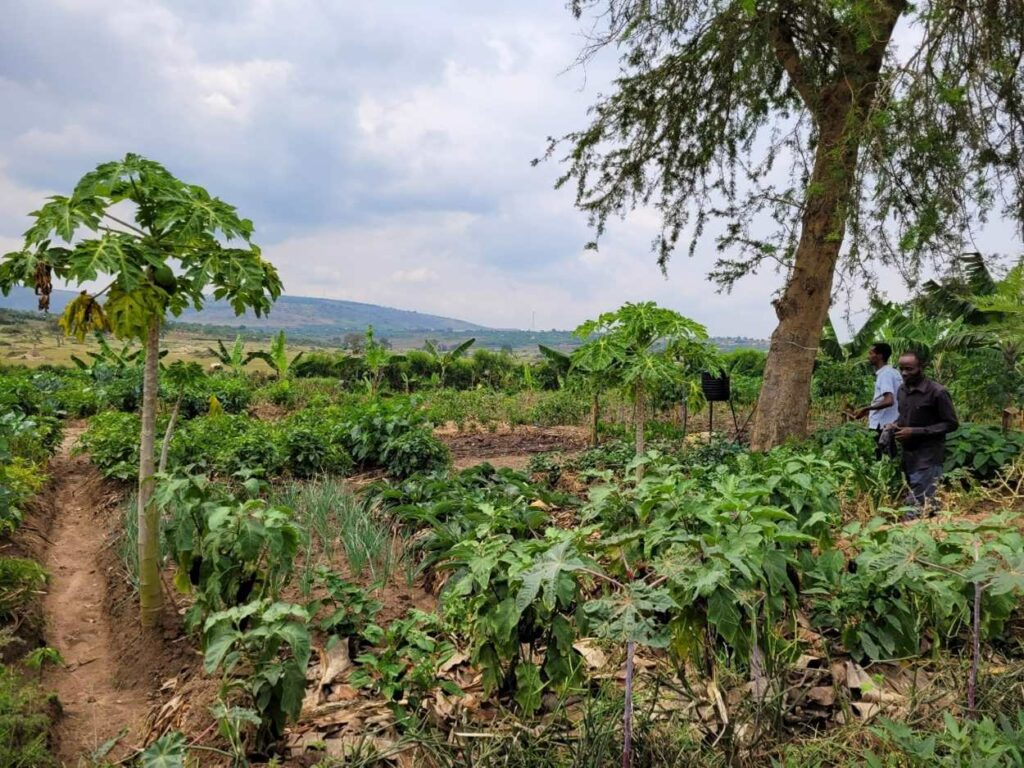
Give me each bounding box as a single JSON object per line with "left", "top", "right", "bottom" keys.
{"left": 634, "top": 382, "right": 645, "bottom": 482}
{"left": 159, "top": 392, "right": 182, "bottom": 474}
{"left": 969, "top": 581, "right": 982, "bottom": 718}
{"left": 138, "top": 317, "right": 163, "bottom": 627}
{"left": 623, "top": 639, "right": 635, "bottom": 768}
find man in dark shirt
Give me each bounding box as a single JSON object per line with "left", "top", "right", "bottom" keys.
{"left": 888, "top": 350, "right": 959, "bottom": 515}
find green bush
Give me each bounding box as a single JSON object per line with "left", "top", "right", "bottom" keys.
{"left": 0, "top": 557, "right": 47, "bottom": 621}
{"left": 170, "top": 414, "right": 283, "bottom": 478}
{"left": 0, "top": 666, "right": 57, "bottom": 768}
{"left": 279, "top": 423, "right": 352, "bottom": 478}
{"left": 867, "top": 711, "right": 1024, "bottom": 766}
{"left": 528, "top": 389, "right": 588, "bottom": 426}
{"left": 177, "top": 375, "right": 253, "bottom": 418}
{"left": 380, "top": 428, "right": 450, "bottom": 478}
{"left": 262, "top": 379, "right": 296, "bottom": 408}
{"left": 945, "top": 424, "right": 1024, "bottom": 479}
{"left": 75, "top": 411, "right": 141, "bottom": 480}
{"left": 804, "top": 516, "right": 1024, "bottom": 662}
{"left": 95, "top": 366, "right": 145, "bottom": 412}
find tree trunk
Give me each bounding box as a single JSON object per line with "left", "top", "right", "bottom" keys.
{"left": 634, "top": 383, "right": 645, "bottom": 481}
{"left": 138, "top": 319, "right": 163, "bottom": 628}
{"left": 751, "top": 6, "right": 903, "bottom": 451}
{"left": 590, "top": 392, "right": 600, "bottom": 447}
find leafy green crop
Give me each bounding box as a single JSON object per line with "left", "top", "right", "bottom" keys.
{"left": 945, "top": 424, "right": 1024, "bottom": 479}
{"left": 75, "top": 411, "right": 142, "bottom": 480}
{"left": 203, "top": 600, "right": 311, "bottom": 747}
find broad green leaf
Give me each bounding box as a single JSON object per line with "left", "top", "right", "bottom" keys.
{"left": 706, "top": 588, "right": 742, "bottom": 646}
{"left": 139, "top": 731, "right": 188, "bottom": 768}
{"left": 514, "top": 539, "right": 590, "bottom": 614}
{"left": 514, "top": 662, "right": 544, "bottom": 715}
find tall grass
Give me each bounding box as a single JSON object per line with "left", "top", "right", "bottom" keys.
{"left": 117, "top": 491, "right": 139, "bottom": 589}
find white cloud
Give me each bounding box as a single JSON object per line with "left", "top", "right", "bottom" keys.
{"left": 1, "top": 0, "right": 1020, "bottom": 339}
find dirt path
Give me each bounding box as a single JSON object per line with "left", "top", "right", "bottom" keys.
{"left": 43, "top": 426, "right": 150, "bottom": 764}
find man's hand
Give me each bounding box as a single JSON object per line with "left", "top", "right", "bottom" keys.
{"left": 894, "top": 427, "right": 916, "bottom": 442}
{"left": 853, "top": 407, "right": 868, "bottom": 420}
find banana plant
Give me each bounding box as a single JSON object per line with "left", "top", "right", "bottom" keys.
{"left": 246, "top": 330, "right": 303, "bottom": 379}
{"left": 820, "top": 300, "right": 898, "bottom": 363}
{"left": 362, "top": 325, "right": 405, "bottom": 396}
{"left": 70, "top": 331, "right": 146, "bottom": 374}
{"left": 424, "top": 337, "right": 475, "bottom": 388}
{"left": 207, "top": 335, "right": 251, "bottom": 375}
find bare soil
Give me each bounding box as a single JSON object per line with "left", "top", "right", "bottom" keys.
{"left": 40, "top": 426, "right": 153, "bottom": 764}
{"left": 440, "top": 425, "right": 588, "bottom": 470}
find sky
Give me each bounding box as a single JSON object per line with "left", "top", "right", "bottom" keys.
{"left": 0, "top": 1, "right": 1020, "bottom": 338}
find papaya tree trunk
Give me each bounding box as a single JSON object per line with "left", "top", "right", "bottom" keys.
{"left": 590, "top": 392, "right": 600, "bottom": 447}
{"left": 751, "top": 6, "right": 902, "bottom": 451}
{"left": 138, "top": 318, "right": 163, "bottom": 627}
{"left": 634, "top": 383, "right": 645, "bottom": 481}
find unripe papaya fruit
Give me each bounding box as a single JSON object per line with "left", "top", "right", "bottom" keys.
{"left": 153, "top": 263, "right": 178, "bottom": 294}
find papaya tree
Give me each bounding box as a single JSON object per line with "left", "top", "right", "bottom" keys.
{"left": 572, "top": 302, "right": 717, "bottom": 478}
{"left": 548, "top": 1, "right": 1024, "bottom": 449}
{"left": 0, "top": 154, "right": 282, "bottom": 627}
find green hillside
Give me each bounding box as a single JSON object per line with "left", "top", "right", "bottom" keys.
{"left": 0, "top": 286, "right": 484, "bottom": 335}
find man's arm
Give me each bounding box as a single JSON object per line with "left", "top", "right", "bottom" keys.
{"left": 854, "top": 392, "right": 894, "bottom": 419}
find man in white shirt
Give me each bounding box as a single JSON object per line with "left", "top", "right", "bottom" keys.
{"left": 854, "top": 342, "right": 902, "bottom": 458}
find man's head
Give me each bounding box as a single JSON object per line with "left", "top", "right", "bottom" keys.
{"left": 868, "top": 342, "right": 892, "bottom": 369}
{"left": 898, "top": 350, "right": 925, "bottom": 386}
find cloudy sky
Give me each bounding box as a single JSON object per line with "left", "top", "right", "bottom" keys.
{"left": 0, "top": 1, "right": 1019, "bottom": 336}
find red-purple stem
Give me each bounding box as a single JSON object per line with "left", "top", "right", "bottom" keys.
{"left": 623, "top": 639, "right": 635, "bottom": 768}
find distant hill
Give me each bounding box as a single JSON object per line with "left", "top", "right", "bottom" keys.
{"left": 0, "top": 287, "right": 486, "bottom": 335}
{"left": 0, "top": 286, "right": 768, "bottom": 352}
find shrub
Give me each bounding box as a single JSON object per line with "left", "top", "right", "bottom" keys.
{"left": 95, "top": 366, "right": 145, "bottom": 412}
{"left": 0, "top": 666, "right": 57, "bottom": 768}
{"left": 528, "top": 389, "right": 588, "bottom": 426}
{"left": 279, "top": 423, "right": 352, "bottom": 478}
{"left": 380, "top": 428, "right": 450, "bottom": 478}
{"left": 262, "top": 379, "right": 296, "bottom": 408}
{"left": 945, "top": 424, "right": 1024, "bottom": 479}
{"left": 170, "top": 414, "right": 283, "bottom": 478}
{"left": 177, "top": 375, "right": 253, "bottom": 418}
{"left": 0, "top": 557, "right": 47, "bottom": 621}
{"left": 75, "top": 411, "right": 141, "bottom": 480}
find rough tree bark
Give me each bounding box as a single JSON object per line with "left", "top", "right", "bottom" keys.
{"left": 590, "top": 392, "right": 600, "bottom": 447}
{"left": 750, "top": 4, "right": 904, "bottom": 450}
{"left": 138, "top": 318, "right": 163, "bottom": 627}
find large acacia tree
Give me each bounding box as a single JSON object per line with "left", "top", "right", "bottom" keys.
{"left": 0, "top": 154, "right": 282, "bottom": 627}
{"left": 548, "top": 1, "right": 1024, "bottom": 448}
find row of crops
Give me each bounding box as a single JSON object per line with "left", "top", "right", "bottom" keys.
{"left": 6, "top": 357, "right": 1024, "bottom": 766}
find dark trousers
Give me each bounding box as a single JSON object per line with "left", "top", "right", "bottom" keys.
{"left": 904, "top": 464, "right": 943, "bottom": 516}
